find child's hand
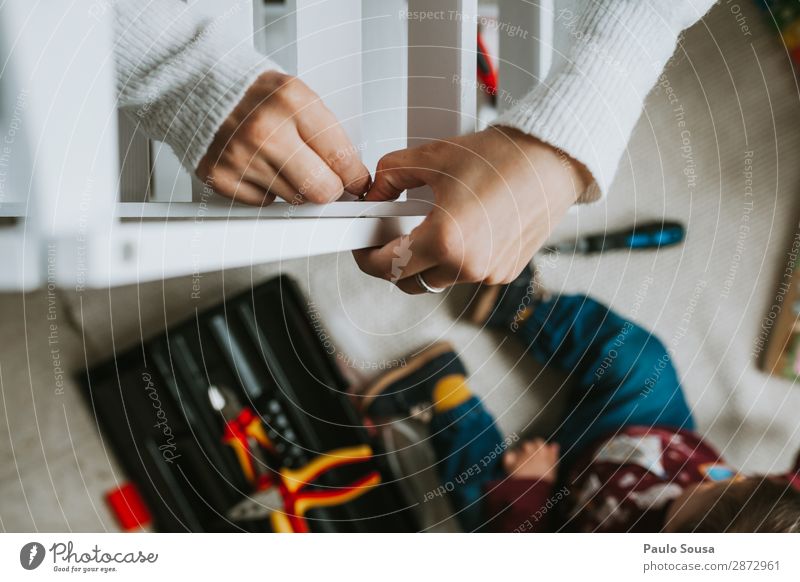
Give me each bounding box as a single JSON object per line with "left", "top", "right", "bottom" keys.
{"left": 503, "top": 439, "right": 560, "bottom": 482}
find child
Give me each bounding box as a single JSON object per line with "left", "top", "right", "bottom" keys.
{"left": 357, "top": 267, "right": 800, "bottom": 532}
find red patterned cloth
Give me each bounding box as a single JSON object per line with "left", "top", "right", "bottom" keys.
{"left": 484, "top": 426, "right": 800, "bottom": 532}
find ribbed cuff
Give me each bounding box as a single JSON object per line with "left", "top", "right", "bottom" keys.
{"left": 167, "top": 40, "right": 282, "bottom": 172}
{"left": 114, "top": 1, "right": 282, "bottom": 173}
{"left": 493, "top": 2, "right": 686, "bottom": 202}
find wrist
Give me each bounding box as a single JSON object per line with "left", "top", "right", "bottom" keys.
{"left": 253, "top": 69, "right": 294, "bottom": 91}
{"left": 493, "top": 125, "right": 590, "bottom": 203}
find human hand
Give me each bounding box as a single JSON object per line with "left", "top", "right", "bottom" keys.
{"left": 503, "top": 439, "right": 560, "bottom": 482}
{"left": 353, "top": 126, "right": 589, "bottom": 292}
{"left": 197, "top": 71, "right": 371, "bottom": 205}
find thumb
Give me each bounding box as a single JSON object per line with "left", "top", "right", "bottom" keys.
{"left": 365, "top": 148, "right": 434, "bottom": 202}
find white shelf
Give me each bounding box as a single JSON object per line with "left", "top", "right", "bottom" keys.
{"left": 53, "top": 215, "right": 425, "bottom": 289}
{"left": 0, "top": 202, "right": 26, "bottom": 218}
{"left": 0, "top": 0, "right": 497, "bottom": 289}
{"left": 115, "top": 200, "right": 431, "bottom": 220}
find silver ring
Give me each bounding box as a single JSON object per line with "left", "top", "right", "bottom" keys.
{"left": 416, "top": 272, "right": 446, "bottom": 294}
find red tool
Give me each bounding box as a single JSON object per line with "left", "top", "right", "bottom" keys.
{"left": 208, "top": 384, "right": 273, "bottom": 488}
{"left": 105, "top": 482, "right": 152, "bottom": 531}
{"left": 477, "top": 30, "right": 498, "bottom": 101}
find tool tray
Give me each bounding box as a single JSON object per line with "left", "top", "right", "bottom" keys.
{"left": 80, "top": 275, "right": 416, "bottom": 532}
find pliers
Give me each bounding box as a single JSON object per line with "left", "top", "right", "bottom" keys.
{"left": 208, "top": 383, "right": 274, "bottom": 487}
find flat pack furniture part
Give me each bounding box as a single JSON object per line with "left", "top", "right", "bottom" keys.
{"left": 0, "top": 0, "right": 559, "bottom": 290}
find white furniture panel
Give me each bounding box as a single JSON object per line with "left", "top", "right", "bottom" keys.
{"left": 498, "top": 0, "right": 554, "bottom": 112}
{"left": 361, "top": 0, "right": 408, "bottom": 171}
{"left": 293, "top": 0, "right": 363, "bottom": 148}
{"left": 406, "top": 0, "right": 477, "bottom": 202}
{"left": 0, "top": 0, "right": 119, "bottom": 289}
{"left": 0, "top": 0, "right": 560, "bottom": 290}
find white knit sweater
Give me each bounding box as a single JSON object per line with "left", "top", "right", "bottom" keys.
{"left": 114, "top": 0, "right": 717, "bottom": 201}
{"left": 114, "top": 1, "right": 280, "bottom": 173}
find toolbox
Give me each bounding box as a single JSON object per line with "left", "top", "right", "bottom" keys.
{"left": 80, "top": 275, "right": 417, "bottom": 532}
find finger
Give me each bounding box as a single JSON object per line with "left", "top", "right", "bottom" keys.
{"left": 364, "top": 148, "right": 435, "bottom": 202}
{"left": 296, "top": 107, "right": 372, "bottom": 197}
{"left": 244, "top": 163, "right": 297, "bottom": 204}
{"left": 265, "top": 131, "right": 345, "bottom": 204}
{"left": 394, "top": 265, "right": 458, "bottom": 295}
{"left": 352, "top": 220, "right": 439, "bottom": 282}
{"left": 233, "top": 181, "right": 274, "bottom": 206}
{"left": 211, "top": 173, "right": 271, "bottom": 206}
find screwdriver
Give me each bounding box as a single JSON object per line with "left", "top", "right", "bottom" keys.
{"left": 543, "top": 221, "right": 686, "bottom": 255}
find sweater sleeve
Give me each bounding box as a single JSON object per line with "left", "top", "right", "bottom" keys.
{"left": 113, "top": 0, "right": 282, "bottom": 173}
{"left": 482, "top": 478, "right": 558, "bottom": 533}
{"left": 494, "top": 0, "right": 717, "bottom": 202}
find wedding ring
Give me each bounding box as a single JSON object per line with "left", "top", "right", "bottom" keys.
{"left": 415, "top": 272, "right": 446, "bottom": 294}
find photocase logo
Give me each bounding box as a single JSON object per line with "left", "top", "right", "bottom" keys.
{"left": 20, "top": 542, "right": 46, "bottom": 570}
{"left": 390, "top": 236, "right": 413, "bottom": 285}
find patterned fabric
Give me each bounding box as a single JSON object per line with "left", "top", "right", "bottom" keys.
{"left": 485, "top": 422, "right": 800, "bottom": 532}
{"left": 563, "top": 426, "right": 734, "bottom": 532}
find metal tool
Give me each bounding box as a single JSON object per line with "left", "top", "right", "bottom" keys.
{"left": 227, "top": 487, "right": 285, "bottom": 522}
{"left": 208, "top": 383, "right": 273, "bottom": 486}
{"left": 543, "top": 221, "right": 686, "bottom": 255}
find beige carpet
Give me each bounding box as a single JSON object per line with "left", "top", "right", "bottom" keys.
{"left": 2, "top": 1, "right": 800, "bottom": 531}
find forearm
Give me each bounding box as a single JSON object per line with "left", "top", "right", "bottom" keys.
{"left": 494, "top": 0, "right": 717, "bottom": 202}
{"left": 113, "top": 0, "right": 281, "bottom": 172}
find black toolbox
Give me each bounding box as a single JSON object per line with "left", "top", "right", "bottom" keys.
{"left": 80, "top": 275, "right": 417, "bottom": 532}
